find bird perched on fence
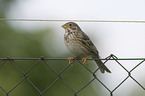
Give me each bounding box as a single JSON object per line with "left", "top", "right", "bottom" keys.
{"left": 62, "top": 22, "right": 111, "bottom": 73}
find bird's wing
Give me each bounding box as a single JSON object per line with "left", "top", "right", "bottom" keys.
{"left": 77, "top": 31, "right": 99, "bottom": 55}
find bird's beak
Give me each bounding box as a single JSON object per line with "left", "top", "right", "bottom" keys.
{"left": 62, "top": 24, "right": 67, "bottom": 29}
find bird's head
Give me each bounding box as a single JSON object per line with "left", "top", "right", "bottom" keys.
{"left": 62, "top": 22, "right": 81, "bottom": 31}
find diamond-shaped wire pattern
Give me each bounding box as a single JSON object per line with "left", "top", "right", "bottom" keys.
{"left": 0, "top": 54, "right": 144, "bottom": 96}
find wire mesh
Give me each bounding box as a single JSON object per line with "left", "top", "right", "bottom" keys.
{"left": 0, "top": 54, "right": 144, "bottom": 96}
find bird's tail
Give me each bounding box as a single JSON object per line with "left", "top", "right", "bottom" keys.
{"left": 93, "top": 56, "right": 111, "bottom": 73}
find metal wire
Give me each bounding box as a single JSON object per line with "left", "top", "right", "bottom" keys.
{"left": 0, "top": 54, "right": 144, "bottom": 96}
{"left": 1, "top": 18, "right": 145, "bottom": 23}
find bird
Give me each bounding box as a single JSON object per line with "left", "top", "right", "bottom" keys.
{"left": 62, "top": 22, "right": 111, "bottom": 73}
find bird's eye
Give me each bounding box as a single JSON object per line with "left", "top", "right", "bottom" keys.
{"left": 69, "top": 24, "right": 72, "bottom": 26}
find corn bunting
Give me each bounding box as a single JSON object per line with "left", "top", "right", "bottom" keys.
{"left": 62, "top": 22, "right": 111, "bottom": 73}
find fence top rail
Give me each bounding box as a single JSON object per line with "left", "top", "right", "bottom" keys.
{"left": 0, "top": 57, "right": 145, "bottom": 60}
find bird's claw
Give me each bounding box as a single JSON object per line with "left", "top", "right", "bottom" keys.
{"left": 82, "top": 56, "right": 89, "bottom": 64}
{"left": 67, "top": 57, "right": 74, "bottom": 64}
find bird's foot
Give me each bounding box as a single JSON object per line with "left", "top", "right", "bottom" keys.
{"left": 67, "top": 57, "right": 74, "bottom": 64}
{"left": 82, "top": 56, "right": 89, "bottom": 64}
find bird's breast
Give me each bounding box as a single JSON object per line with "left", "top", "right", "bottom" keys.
{"left": 64, "top": 39, "right": 89, "bottom": 57}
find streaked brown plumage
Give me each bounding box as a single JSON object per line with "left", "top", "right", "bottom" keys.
{"left": 62, "top": 22, "right": 111, "bottom": 73}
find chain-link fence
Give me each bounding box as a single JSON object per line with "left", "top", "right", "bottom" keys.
{"left": 0, "top": 54, "right": 144, "bottom": 96}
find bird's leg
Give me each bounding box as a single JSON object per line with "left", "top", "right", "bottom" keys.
{"left": 67, "top": 57, "right": 74, "bottom": 64}
{"left": 82, "top": 56, "right": 89, "bottom": 64}
{"left": 67, "top": 56, "right": 81, "bottom": 64}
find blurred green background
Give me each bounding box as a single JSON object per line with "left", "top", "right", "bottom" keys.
{"left": 0, "top": 0, "right": 100, "bottom": 96}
